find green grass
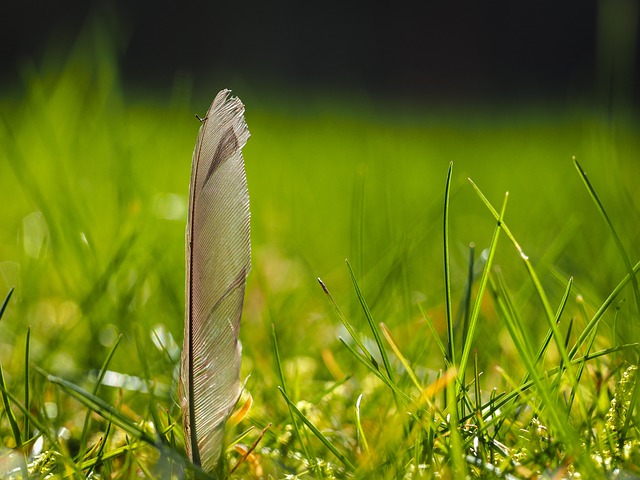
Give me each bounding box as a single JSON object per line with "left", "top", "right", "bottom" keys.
{"left": 1, "top": 32, "right": 640, "bottom": 478}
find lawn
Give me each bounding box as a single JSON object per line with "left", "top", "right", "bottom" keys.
{"left": 0, "top": 37, "right": 639, "bottom": 479}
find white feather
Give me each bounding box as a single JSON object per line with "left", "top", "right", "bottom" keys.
{"left": 180, "top": 90, "right": 251, "bottom": 472}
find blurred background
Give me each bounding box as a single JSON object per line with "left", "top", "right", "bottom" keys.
{"left": 0, "top": 0, "right": 639, "bottom": 396}
{"left": 2, "top": 1, "right": 639, "bottom": 107}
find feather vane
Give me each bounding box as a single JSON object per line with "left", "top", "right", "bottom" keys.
{"left": 180, "top": 89, "right": 251, "bottom": 472}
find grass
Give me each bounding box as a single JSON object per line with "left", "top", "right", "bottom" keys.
{"left": 1, "top": 29, "right": 640, "bottom": 479}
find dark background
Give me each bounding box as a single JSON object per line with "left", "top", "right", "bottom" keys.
{"left": 1, "top": 0, "right": 638, "bottom": 108}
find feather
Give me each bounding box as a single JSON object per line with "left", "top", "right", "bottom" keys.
{"left": 180, "top": 89, "right": 251, "bottom": 472}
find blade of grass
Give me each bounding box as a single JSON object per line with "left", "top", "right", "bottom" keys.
{"left": 318, "top": 277, "right": 378, "bottom": 368}
{"left": 446, "top": 374, "right": 467, "bottom": 478}
{"left": 567, "top": 297, "right": 599, "bottom": 414}
{"left": 0, "top": 375, "right": 59, "bottom": 447}
{"left": 37, "top": 366, "right": 213, "bottom": 479}
{"left": 278, "top": 386, "right": 356, "bottom": 472}
{"left": 574, "top": 158, "right": 640, "bottom": 437}
{"left": 271, "top": 323, "right": 315, "bottom": 472}
{"left": 309, "top": 375, "right": 352, "bottom": 405}
{"left": 443, "top": 162, "right": 455, "bottom": 367}
{"left": 0, "top": 364, "right": 27, "bottom": 478}
{"left": 470, "top": 180, "right": 586, "bottom": 416}
{"left": 337, "top": 337, "right": 413, "bottom": 405}
{"left": 38, "top": 367, "right": 155, "bottom": 442}
{"left": 488, "top": 266, "right": 571, "bottom": 440}
{"left": 418, "top": 303, "right": 448, "bottom": 359}
{"left": 0, "top": 286, "right": 14, "bottom": 320}
{"left": 456, "top": 189, "right": 507, "bottom": 399}
{"left": 570, "top": 260, "right": 640, "bottom": 358}
{"left": 86, "top": 420, "right": 113, "bottom": 478}
{"left": 574, "top": 158, "right": 640, "bottom": 318}
{"left": 380, "top": 322, "right": 422, "bottom": 391}
{"left": 354, "top": 394, "right": 370, "bottom": 456}
{"left": 345, "top": 260, "right": 395, "bottom": 385}
{"left": 78, "top": 332, "right": 123, "bottom": 459}
{"left": 462, "top": 342, "right": 640, "bottom": 426}
{"left": 24, "top": 326, "right": 30, "bottom": 440}
{"left": 133, "top": 324, "right": 169, "bottom": 449}
{"left": 469, "top": 178, "right": 557, "bottom": 315}
{"left": 461, "top": 243, "right": 476, "bottom": 355}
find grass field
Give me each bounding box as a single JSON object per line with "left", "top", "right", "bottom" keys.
{"left": 1, "top": 36, "right": 639, "bottom": 478}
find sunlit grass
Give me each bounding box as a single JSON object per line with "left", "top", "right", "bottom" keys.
{"left": 0, "top": 28, "right": 639, "bottom": 478}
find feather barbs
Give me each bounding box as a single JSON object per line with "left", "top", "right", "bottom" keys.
{"left": 180, "top": 90, "right": 251, "bottom": 473}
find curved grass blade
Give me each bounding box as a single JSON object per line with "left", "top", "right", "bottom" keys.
{"left": 574, "top": 158, "right": 640, "bottom": 317}
{"left": 354, "top": 394, "right": 369, "bottom": 456}
{"left": 37, "top": 367, "right": 156, "bottom": 444}
{"left": 38, "top": 367, "right": 213, "bottom": 479}
{"left": 0, "top": 286, "right": 14, "bottom": 321}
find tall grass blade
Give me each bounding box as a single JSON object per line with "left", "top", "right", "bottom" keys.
{"left": 461, "top": 243, "right": 476, "bottom": 353}
{"left": 443, "top": 162, "right": 455, "bottom": 367}
{"left": 573, "top": 158, "right": 640, "bottom": 437}
{"left": 469, "top": 180, "right": 587, "bottom": 411}
{"left": 345, "top": 259, "right": 395, "bottom": 384}
{"left": 469, "top": 180, "right": 556, "bottom": 321}
{"left": 24, "top": 326, "right": 30, "bottom": 441}
{"left": 446, "top": 376, "right": 466, "bottom": 478}
{"left": 573, "top": 158, "right": 640, "bottom": 318}
{"left": 489, "top": 269, "right": 570, "bottom": 438}
{"left": 271, "top": 323, "right": 315, "bottom": 469}
{"left": 568, "top": 297, "right": 599, "bottom": 415}
{"left": 457, "top": 189, "right": 507, "bottom": 396}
